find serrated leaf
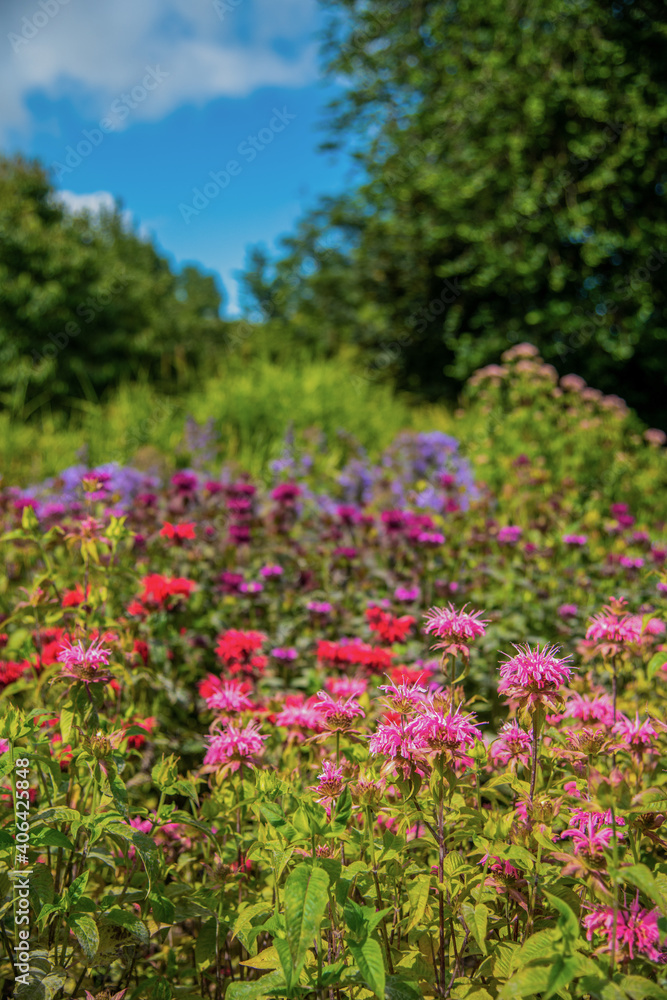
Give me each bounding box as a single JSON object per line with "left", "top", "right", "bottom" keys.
{"left": 406, "top": 875, "right": 431, "bottom": 932}
{"left": 241, "top": 945, "right": 282, "bottom": 970}
{"left": 283, "top": 863, "right": 330, "bottom": 989}
{"left": 131, "top": 831, "right": 160, "bottom": 889}
{"left": 349, "top": 936, "right": 385, "bottom": 999}
{"left": 619, "top": 974, "right": 667, "bottom": 1000}
{"left": 103, "top": 907, "right": 149, "bottom": 945}
{"left": 70, "top": 913, "right": 99, "bottom": 961}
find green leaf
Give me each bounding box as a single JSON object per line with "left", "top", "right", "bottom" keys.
{"left": 618, "top": 975, "right": 667, "bottom": 1000}
{"left": 195, "top": 917, "right": 217, "bottom": 970}
{"left": 66, "top": 870, "right": 89, "bottom": 907}
{"left": 334, "top": 784, "right": 352, "bottom": 825}
{"left": 69, "top": 913, "right": 99, "bottom": 961}
{"left": 349, "top": 936, "right": 386, "bottom": 999}
{"left": 225, "top": 970, "right": 286, "bottom": 1000}
{"left": 543, "top": 891, "right": 580, "bottom": 943}
{"left": 32, "top": 827, "right": 74, "bottom": 850}
{"left": 60, "top": 700, "right": 75, "bottom": 744}
{"left": 406, "top": 874, "right": 431, "bottom": 932}
{"left": 131, "top": 831, "right": 160, "bottom": 889}
{"left": 620, "top": 865, "right": 667, "bottom": 917}
{"left": 283, "top": 863, "right": 330, "bottom": 989}
{"left": 103, "top": 907, "right": 149, "bottom": 945}
{"left": 385, "top": 976, "right": 422, "bottom": 1000}
{"left": 647, "top": 652, "right": 667, "bottom": 680}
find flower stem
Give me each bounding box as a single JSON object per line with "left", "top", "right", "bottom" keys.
{"left": 438, "top": 761, "right": 446, "bottom": 995}
{"left": 529, "top": 715, "right": 540, "bottom": 804}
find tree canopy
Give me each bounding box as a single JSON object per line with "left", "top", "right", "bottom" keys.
{"left": 0, "top": 156, "right": 226, "bottom": 416}
{"left": 242, "top": 0, "right": 667, "bottom": 426}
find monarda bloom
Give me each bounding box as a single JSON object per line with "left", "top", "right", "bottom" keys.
{"left": 312, "top": 760, "right": 344, "bottom": 803}
{"left": 203, "top": 721, "right": 267, "bottom": 773}
{"left": 613, "top": 713, "right": 658, "bottom": 757}
{"left": 583, "top": 900, "right": 665, "bottom": 962}
{"left": 314, "top": 692, "right": 365, "bottom": 732}
{"left": 57, "top": 637, "right": 112, "bottom": 685}
{"left": 406, "top": 705, "right": 483, "bottom": 761}
{"left": 423, "top": 604, "right": 488, "bottom": 660}
{"left": 489, "top": 721, "right": 532, "bottom": 769}
{"left": 498, "top": 644, "right": 573, "bottom": 710}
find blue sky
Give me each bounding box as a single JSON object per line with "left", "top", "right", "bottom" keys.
{"left": 1, "top": 0, "right": 352, "bottom": 314}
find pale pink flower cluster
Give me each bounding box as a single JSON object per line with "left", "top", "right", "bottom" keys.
{"left": 583, "top": 901, "right": 665, "bottom": 961}
{"left": 378, "top": 679, "right": 427, "bottom": 714}
{"left": 203, "top": 721, "right": 267, "bottom": 772}
{"left": 274, "top": 701, "right": 322, "bottom": 734}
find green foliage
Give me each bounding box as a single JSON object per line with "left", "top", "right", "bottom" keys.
{"left": 242, "top": 0, "right": 667, "bottom": 427}
{"left": 0, "top": 155, "right": 226, "bottom": 416}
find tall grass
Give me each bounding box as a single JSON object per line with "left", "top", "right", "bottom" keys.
{"left": 1, "top": 356, "right": 454, "bottom": 486}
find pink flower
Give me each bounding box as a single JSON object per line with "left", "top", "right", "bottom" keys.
{"left": 613, "top": 713, "right": 658, "bottom": 755}
{"left": 423, "top": 604, "right": 488, "bottom": 660}
{"left": 0, "top": 739, "right": 9, "bottom": 755}
{"left": 583, "top": 901, "right": 665, "bottom": 962}
{"left": 498, "top": 525, "right": 522, "bottom": 544}
{"left": 315, "top": 692, "right": 365, "bottom": 732}
{"left": 561, "top": 811, "right": 624, "bottom": 857}
{"left": 369, "top": 721, "right": 410, "bottom": 759}
{"left": 490, "top": 721, "right": 532, "bottom": 768}
{"left": 325, "top": 676, "right": 368, "bottom": 699}
{"left": 562, "top": 534, "right": 587, "bottom": 546}
{"left": 274, "top": 702, "right": 323, "bottom": 735}
{"left": 406, "top": 705, "right": 483, "bottom": 759}
{"left": 203, "top": 721, "right": 267, "bottom": 772}
{"left": 586, "top": 602, "right": 639, "bottom": 654}
{"left": 378, "top": 679, "right": 427, "bottom": 714}
{"left": 563, "top": 692, "right": 615, "bottom": 727}
{"left": 498, "top": 644, "right": 572, "bottom": 707}
{"left": 204, "top": 679, "right": 254, "bottom": 715}
{"left": 57, "top": 637, "right": 112, "bottom": 685}
{"left": 312, "top": 760, "right": 344, "bottom": 802}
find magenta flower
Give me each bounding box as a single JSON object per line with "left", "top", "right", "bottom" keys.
{"left": 423, "top": 604, "right": 488, "bottom": 661}
{"left": 498, "top": 525, "right": 522, "bottom": 544}
{"left": 378, "top": 679, "right": 427, "bottom": 714}
{"left": 203, "top": 721, "right": 267, "bottom": 773}
{"left": 563, "top": 692, "right": 615, "bottom": 727}
{"left": 490, "top": 721, "right": 532, "bottom": 768}
{"left": 274, "top": 702, "right": 322, "bottom": 736}
{"left": 57, "top": 637, "right": 112, "bottom": 685}
{"left": 325, "top": 676, "right": 368, "bottom": 699}
{"left": 0, "top": 739, "right": 9, "bottom": 755}
{"left": 369, "top": 721, "right": 409, "bottom": 759}
{"left": 562, "top": 534, "right": 587, "bottom": 546}
{"left": 315, "top": 692, "right": 365, "bottom": 732}
{"left": 561, "top": 811, "right": 624, "bottom": 857}
{"left": 613, "top": 713, "right": 658, "bottom": 756}
{"left": 312, "top": 760, "right": 344, "bottom": 802}
{"left": 586, "top": 602, "right": 639, "bottom": 654}
{"left": 205, "top": 680, "right": 253, "bottom": 715}
{"left": 583, "top": 901, "right": 664, "bottom": 962}
{"left": 498, "top": 644, "right": 572, "bottom": 708}
{"left": 406, "top": 705, "right": 483, "bottom": 759}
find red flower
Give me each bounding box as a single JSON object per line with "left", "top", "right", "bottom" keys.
{"left": 62, "top": 584, "right": 88, "bottom": 607}
{"left": 160, "top": 521, "right": 196, "bottom": 541}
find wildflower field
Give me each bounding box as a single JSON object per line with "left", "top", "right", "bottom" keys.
{"left": 2, "top": 346, "right": 667, "bottom": 1000}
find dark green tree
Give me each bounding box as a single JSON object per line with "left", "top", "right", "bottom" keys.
{"left": 242, "top": 0, "right": 667, "bottom": 425}
{"left": 0, "top": 155, "right": 227, "bottom": 416}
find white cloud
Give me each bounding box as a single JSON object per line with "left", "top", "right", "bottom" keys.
{"left": 1, "top": 0, "right": 320, "bottom": 141}
{"left": 54, "top": 189, "right": 116, "bottom": 215}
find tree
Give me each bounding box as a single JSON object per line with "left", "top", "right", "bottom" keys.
{"left": 242, "top": 0, "right": 667, "bottom": 426}
{"left": 0, "top": 155, "right": 227, "bottom": 415}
